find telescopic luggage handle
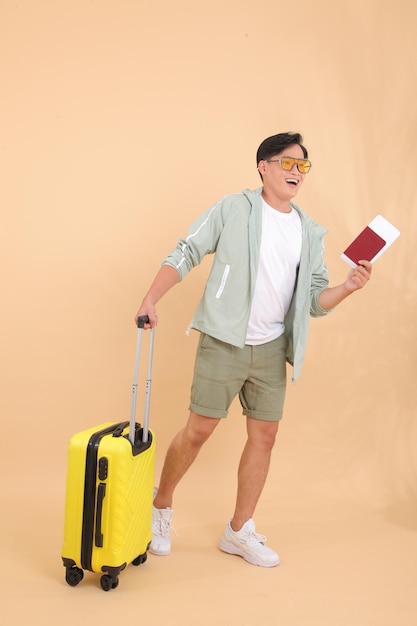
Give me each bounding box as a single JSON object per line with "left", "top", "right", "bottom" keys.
{"left": 129, "top": 315, "right": 155, "bottom": 446}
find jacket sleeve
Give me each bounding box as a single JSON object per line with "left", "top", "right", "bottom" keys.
{"left": 310, "top": 237, "right": 333, "bottom": 317}
{"left": 161, "top": 197, "right": 226, "bottom": 281}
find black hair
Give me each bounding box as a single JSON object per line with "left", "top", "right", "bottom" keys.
{"left": 256, "top": 132, "right": 308, "bottom": 165}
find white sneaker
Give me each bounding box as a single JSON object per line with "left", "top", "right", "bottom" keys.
{"left": 149, "top": 488, "right": 173, "bottom": 556}
{"left": 219, "top": 519, "right": 280, "bottom": 567}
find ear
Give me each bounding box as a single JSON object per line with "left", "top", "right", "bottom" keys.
{"left": 257, "top": 160, "right": 267, "bottom": 176}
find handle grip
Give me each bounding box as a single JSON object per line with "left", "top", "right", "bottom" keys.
{"left": 136, "top": 315, "right": 150, "bottom": 329}
{"left": 95, "top": 483, "right": 106, "bottom": 547}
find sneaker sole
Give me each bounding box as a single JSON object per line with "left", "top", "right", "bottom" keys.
{"left": 219, "top": 539, "right": 280, "bottom": 568}
{"left": 149, "top": 544, "right": 171, "bottom": 556}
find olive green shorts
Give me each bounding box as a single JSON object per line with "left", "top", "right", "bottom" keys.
{"left": 189, "top": 333, "right": 288, "bottom": 421}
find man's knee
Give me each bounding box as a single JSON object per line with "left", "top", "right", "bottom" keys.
{"left": 247, "top": 417, "right": 279, "bottom": 450}
{"left": 185, "top": 412, "right": 220, "bottom": 447}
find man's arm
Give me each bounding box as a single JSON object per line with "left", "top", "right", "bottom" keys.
{"left": 318, "top": 260, "right": 372, "bottom": 311}
{"left": 135, "top": 265, "right": 180, "bottom": 328}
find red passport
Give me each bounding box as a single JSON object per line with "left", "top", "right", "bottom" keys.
{"left": 341, "top": 215, "right": 400, "bottom": 268}
{"left": 342, "top": 226, "right": 386, "bottom": 266}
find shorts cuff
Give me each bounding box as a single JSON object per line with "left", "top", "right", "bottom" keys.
{"left": 189, "top": 403, "right": 227, "bottom": 419}
{"left": 242, "top": 409, "right": 283, "bottom": 422}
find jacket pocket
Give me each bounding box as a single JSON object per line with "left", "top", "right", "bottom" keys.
{"left": 215, "top": 264, "right": 231, "bottom": 299}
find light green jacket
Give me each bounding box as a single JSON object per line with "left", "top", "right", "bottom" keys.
{"left": 162, "top": 187, "right": 331, "bottom": 382}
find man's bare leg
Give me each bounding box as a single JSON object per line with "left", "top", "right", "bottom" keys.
{"left": 230, "top": 417, "right": 279, "bottom": 531}
{"left": 218, "top": 417, "right": 280, "bottom": 567}
{"left": 153, "top": 411, "right": 220, "bottom": 509}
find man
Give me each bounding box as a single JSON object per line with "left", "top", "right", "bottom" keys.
{"left": 135, "top": 132, "right": 372, "bottom": 567}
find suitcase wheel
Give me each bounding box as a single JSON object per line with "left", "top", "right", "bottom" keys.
{"left": 65, "top": 566, "right": 84, "bottom": 587}
{"left": 132, "top": 552, "right": 148, "bottom": 566}
{"left": 100, "top": 574, "right": 119, "bottom": 591}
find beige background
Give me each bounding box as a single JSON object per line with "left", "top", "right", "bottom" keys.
{"left": 1, "top": 0, "right": 416, "bottom": 624}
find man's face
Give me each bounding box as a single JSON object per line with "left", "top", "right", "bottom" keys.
{"left": 258, "top": 144, "right": 308, "bottom": 202}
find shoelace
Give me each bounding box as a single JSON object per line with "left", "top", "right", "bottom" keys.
{"left": 153, "top": 515, "right": 180, "bottom": 538}
{"left": 243, "top": 529, "right": 267, "bottom": 546}
{"left": 155, "top": 517, "right": 171, "bottom": 537}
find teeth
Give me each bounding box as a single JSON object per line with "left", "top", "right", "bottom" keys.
{"left": 286, "top": 178, "right": 298, "bottom": 184}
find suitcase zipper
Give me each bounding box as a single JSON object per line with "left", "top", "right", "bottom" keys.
{"left": 81, "top": 423, "right": 124, "bottom": 571}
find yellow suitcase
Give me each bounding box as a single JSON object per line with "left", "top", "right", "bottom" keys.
{"left": 61, "top": 319, "right": 156, "bottom": 591}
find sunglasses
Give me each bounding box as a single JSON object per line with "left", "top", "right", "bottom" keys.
{"left": 266, "top": 156, "right": 312, "bottom": 174}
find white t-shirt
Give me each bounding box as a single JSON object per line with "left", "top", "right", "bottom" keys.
{"left": 245, "top": 200, "right": 302, "bottom": 345}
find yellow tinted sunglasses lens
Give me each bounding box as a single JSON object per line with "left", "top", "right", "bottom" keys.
{"left": 280, "top": 157, "right": 311, "bottom": 173}
{"left": 297, "top": 159, "right": 311, "bottom": 173}
{"left": 281, "top": 157, "right": 295, "bottom": 171}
